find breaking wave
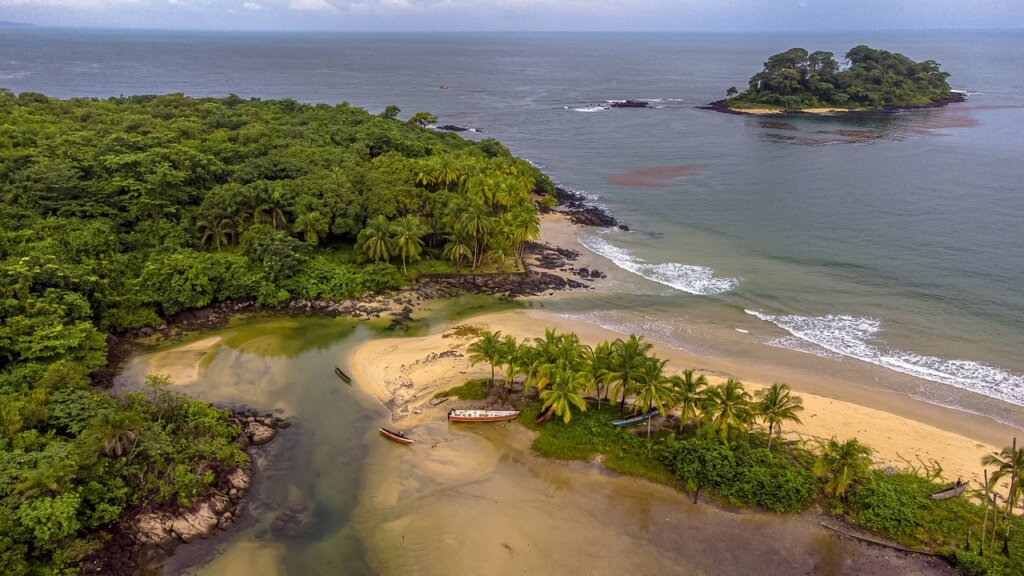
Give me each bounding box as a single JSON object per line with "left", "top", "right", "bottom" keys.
{"left": 745, "top": 310, "right": 1024, "bottom": 406}
{"left": 580, "top": 234, "right": 739, "bottom": 295}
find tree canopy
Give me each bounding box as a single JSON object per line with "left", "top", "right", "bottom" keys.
{"left": 0, "top": 90, "right": 553, "bottom": 574}
{"left": 725, "top": 45, "right": 954, "bottom": 110}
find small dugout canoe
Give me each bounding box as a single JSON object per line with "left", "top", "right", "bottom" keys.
{"left": 611, "top": 408, "right": 660, "bottom": 427}
{"left": 379, "top": 427, "right": 414, "bottom": 445}
{"left": 929, "top": 480, "right": 968, "bottom": 500}
{"left": 334, "top": 367, "right": 352, "bottom": 383}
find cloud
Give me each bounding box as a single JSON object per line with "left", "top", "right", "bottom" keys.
{"left": 242, "top": 1, "right": 264, "bottom": 7}
{"left": 289, "top": 0, "right": 336, "bottom": 11}
{"left": 0, "top": 0, "right": 142, "bottom": 6}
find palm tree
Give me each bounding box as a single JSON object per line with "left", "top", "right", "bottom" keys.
{"left": 456, "top": 198, "right": 493, "bottom": 270}
{"left": 197, "top": 213, "right": 235, "bottom": 251}
{"left": 754, "top": 382, "right": 804, "bottom": 450}
{"left": 586, "top": 341, "right": 615, "bottom": 409}
{"left": 89, "top": 409, "right": 141, "bottom": 458}
{"left": 632, "top": 358, "right": 676, "bottom": 438}
{"left": 392, "top": 215, "right": 426, "bottom": 274}
{"left": 442, "top": 234, "right": 473, "bottom": 272}
{"left": 982, "top": 439, "right": 1023, "bottom": 546}
{"left": 292, "top": 210, "right": 329, "bottom": 245}
{"left": 814, "top": 437, "right": 874, "bottom": 498}
{"left": 538, "top": 369, "right": 590, "bottom": 424}
{"left": 356, "top": 215, "right": 395, "bottom": 263}
{"left": 467, "top": 330, "right": 503, "bottom": 389}
{"left": 609, "top": 334, "right": 653, "bottom": 414}
{"left": 498, "top": 335, "right": 529, "bottom": 403}
{"left": 701, "top": 378, "right": 753, "bottom": 446}
{"left": 670, "top": 368, "right": 708, "bottom": 432}
{"left": 506, "top": 206, "right": 540, "bottom": 262}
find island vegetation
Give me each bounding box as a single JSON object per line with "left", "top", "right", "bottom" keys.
{"left": 0, "top": 90, "right": 551, "bottom": 574}
{"left": 718, "top": 45, "right": 960, "bottom": 112}
{"left": 457, "top": 328, "right": 1024, "bottom": 575}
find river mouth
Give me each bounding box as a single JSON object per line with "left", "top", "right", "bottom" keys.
{"left": 116, "top": 309, "right": 953, "bottom": 576}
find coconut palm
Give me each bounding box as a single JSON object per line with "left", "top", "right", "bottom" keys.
{"left": 498, "top": 335, "right": 530, "bottom": 403}
{"left": 670, "top": 368, "right": 708, "bottom": 432}
{"left": 197, "top": 214, "right": 235, "bottom": 250}
{"left": 504, "top": 206, "right": 541, "bottom": 262}
{"left": 814, "top": 437, "right": 874, "bottom": 498}
{"left": 467, "top": 330, "right": 503, "bottom": 389}
{"left": 754, "top": 382, "right": 804, "bottom": 450}
{"left": 356, "top": 215, "right": 395, "bottom": 263}
{"left": 392, "top": 215, "right": 426, "bottom": 273}
{"left": 292, "top": 210, "right": 329, "bottom": 245}
{"left": 609, "top": 334, "right": 653, "bottom": 414}
{"left": 456, "top": 198, "right": 494, "bottom": 270}
{"left": 982, "top": 441, "right": 1024, "bottom": 524}
{"left": 442, "top": 234, "right": 473, "bottom": 272}
{"left": 586, "top": 341, "right": 615, "bottom": 409}
{"left": 632, "top": 357, "right": 676, "bottom": 438}
{"left": 539, "top": 369, "right": 590, "bottom": 424}
{"left": 89, "top": 409, "right": 141, "bottom": 458}
{"left": 701, "top": 378, "right": 753, "bottom": 446}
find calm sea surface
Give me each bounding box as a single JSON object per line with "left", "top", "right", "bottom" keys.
{"left": 4, "top": 28, "right": 1023, "bottom": 416}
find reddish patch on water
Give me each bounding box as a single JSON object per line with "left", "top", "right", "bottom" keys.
{"left": 759, "top": 121, "right": 797, "bottom": 131}
{"left": 605, "top": 166, "right": 702, "bottom": 188}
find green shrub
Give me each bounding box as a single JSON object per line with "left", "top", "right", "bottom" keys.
{"left": 434, "top": 379, "right": 488, "bottom": 401}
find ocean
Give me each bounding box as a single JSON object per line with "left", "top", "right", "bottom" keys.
{"left": 3, "top": 28, "right": 1023, "bottom": 423}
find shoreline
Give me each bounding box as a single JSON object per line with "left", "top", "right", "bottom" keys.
{"left": 353, "top": 213, "right": 1020, "bottom": 489}
{"left": 702, "top": 91, "right": 967, "bottom": 116}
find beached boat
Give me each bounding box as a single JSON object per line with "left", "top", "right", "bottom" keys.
{"left": 447, "top": 409, "right": 520, "bottom": 422}
{"left": 379, "top": 427, "right": 414, "bottom": 445}
{"left": 611, "top": 408, "right": 660, "bottom": 427}
{"left": 334, "top": 367, "right": 352, "bottom": 383}
{"left": 929, "top": 480, "right": 968, "bottom": 500}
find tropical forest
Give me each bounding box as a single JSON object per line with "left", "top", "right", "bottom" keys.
{"left": 723, "top": 45, "right": 957, "bottom": 111}
{"left": 0, "top": 90, "right": 547, "bottom": 574}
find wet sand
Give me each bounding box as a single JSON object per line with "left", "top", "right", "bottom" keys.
{"left": 352, "top": 403, "right": 954, "bottom": 576}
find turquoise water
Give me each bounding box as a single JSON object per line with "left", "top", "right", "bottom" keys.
{"left": 4, "top": 28, "right": 1022, "bottom": 417}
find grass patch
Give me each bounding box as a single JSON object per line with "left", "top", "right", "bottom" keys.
{"left": 518, "top": 403, "right": 676, "bottom": 486}
{"left": 433, "top": 378, "right": 489, "bottom": 401}
{"left": 848, "top": 473, "right": 1024, "bottom": 573}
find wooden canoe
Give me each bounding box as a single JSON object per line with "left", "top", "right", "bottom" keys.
{"left": 447, "top": 409, "right": 520, "bottom": 422}
{"left": 929, "top": 480, "right": 968, "bottom": 500}
{"left": 611, "top": 408, "right": 660, "bottom": 427}
{"left": 379, "top": 427, "right": 414, "bottom": 445}
{"left": 334, "top": 367, "right": 352, "bottom": 383}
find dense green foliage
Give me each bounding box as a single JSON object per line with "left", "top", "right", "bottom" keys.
{"left": 0, "top": 91, "right": 550, "bottom": 574}
{"left": 0, "top": 375, "right": 245, "bottom": 574}
{"left": 658, "top": 434, "right": 817, "bottom": 513}
{"left": 519, "top": 403, "right": 675, "bottom": 485}
{"left": 848, "top": 473, "right": 1023, "bottom": 575}
{"left": 473, "top": 328, "right": 1023, "bottom": 573}
{"left": 727, "top": 45, "right": 954, "bottom": 110}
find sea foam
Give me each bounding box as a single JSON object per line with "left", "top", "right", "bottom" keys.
{"left": 580, "top": 233, "right": 739, "bottom": 295}
{"left": 745, "top": 310, "right": 1024, "bottom": 406}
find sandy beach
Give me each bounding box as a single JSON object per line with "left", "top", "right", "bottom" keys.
{"left": 352, "top": 214, "right": 1020, "bottom": 489}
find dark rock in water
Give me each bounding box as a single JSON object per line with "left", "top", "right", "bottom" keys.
{"left": 437, "top": 124, "right": 483, "bottom": 133}
{"left": 551, "top": 186, "right": 620, "bottom": 229}
{"left": 610, "top": 100, "right": 650, "bottom": 108}
{"left": 618, "top": 224, "right": 630, "bottom": 231}
{"left": 270, "top": 504, "right": 315, "bottom": 538}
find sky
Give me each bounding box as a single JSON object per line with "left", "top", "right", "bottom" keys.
{"left": 1, "top": 0, "right": 1022, "bottom": 32}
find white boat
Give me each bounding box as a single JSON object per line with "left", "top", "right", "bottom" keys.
{"left": 447, "top": 409, "right": 520, "bottom": 423}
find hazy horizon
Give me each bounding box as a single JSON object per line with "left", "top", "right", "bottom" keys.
{"left": 1, "top": 0, "right": 1021, "bottom": 33}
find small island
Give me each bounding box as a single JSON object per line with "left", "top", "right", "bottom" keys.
{"left": 710, "top": 45, "right": 964, "bottom": 115}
